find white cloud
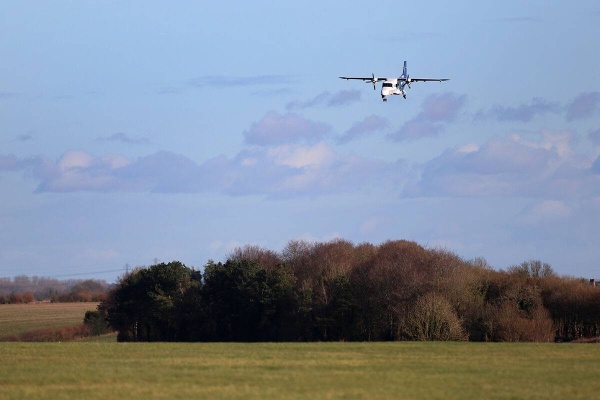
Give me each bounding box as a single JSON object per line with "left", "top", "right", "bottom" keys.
{"left": 473, "top": 92, "right": 600, "bottom": 123}
{"left": 420, "top": 92, "right": 466, "bottom": 122}
{"left": 32, "top": 151, "right": 132, "bottom": 192}
{"left": 267, "top": 142, "right": 334, "bottom": 169}
{"left": 58, "top": 150, "right": 95, "bottom": 170}
{"left": 5, "top": 127, "right": 597, "bottom": 202}
{"left": 566, "top": 92, "right": 600, "bottom": 121}
{"left": 589, "top": 129, "right": 600, "bottom": 147}
{"left": 337, "top": 115, "right": 389, "bottom": 144}
{"left": 592, "top": 156, "right": 600, "bottom": 175}
{"left": 285, "top": 90, "right": 361, "bottom": 110}
{"left": 243, "top": 111, "right": 331, "bottom": 146}
{"left": 285, "top": 91, "right": 331, "bottom": 110}
{"left": 104, "top": 155, "right": 132, "bottom": 169}
{"left": 517, "top": 200, "right": 572, "bottom": 225}
{"left": 215, "top": 142, "right": 397, "bottom": 198}
{"left": 2, "top": 138, "right": 398, "bottom": 198}
{"left": 389, "top": 93, "right": 466, "bottom": 141}
{"left": 96, "top": 132, "right": 151, "bottom": 145}
{"left": 327, "top": 90, "right": 361, "bottom": 107}
{"left": 390, "top": 120, "right": 443, "bottom": 141}
{"left": 456, "top": 143, "right": 479, "bottom": 154}
{"left": 0, "top": 154, "right": 20, "bottom": 171}
{"left": 16, "top": 134, "right": 34, "bottom": 142}
{"left": 475, "top": 98, "right": 559, "bottom": 122}
{"left": 405, "top": 131, "right": 600, "bottom": 199}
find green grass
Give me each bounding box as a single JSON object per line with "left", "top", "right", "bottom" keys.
{"left": 1, "top": 342, "right": 599, "bottom": 399}
{"left": 75, "top": 332, "right": 118, "bottom": 342}
{"left": 0, "top": 303, "right": 98, "bottom": 338}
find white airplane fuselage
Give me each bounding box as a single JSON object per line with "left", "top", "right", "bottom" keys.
{"left": 381, "top": 79, "right": 406, "bottom": 102}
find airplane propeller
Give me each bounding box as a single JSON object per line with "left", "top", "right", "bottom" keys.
{"left": 399, "top": 74, "right": 411, "bottom": 89}
{"left": 371, "top": 73, "right": 376, "bottom": 90}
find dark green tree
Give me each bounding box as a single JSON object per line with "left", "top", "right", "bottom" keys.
{"left": 83, "top": 310, "right": 111, "bottom": 335}
{"left": 202, "top": 259, "right": 298, "bottom": 341}
{"left": 100, "top": 261, "right": 197, "bottom": 341}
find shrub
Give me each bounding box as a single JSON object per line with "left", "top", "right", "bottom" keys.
{"left": 492, "top": 302, "right": 555, "bottom": 342}
{"left": 18, "top": 325, "right": 92, "bottom": 342}
{"left": 83, "top": 310, "right": 111, "bottom": 335}
{"left": 399, "top": 293, "right": 467, "bottom": 341}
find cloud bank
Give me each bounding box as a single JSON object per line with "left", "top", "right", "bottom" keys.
{"left": 337, "top": 115, "right": 389, "bottom": 144}
{"left": 405, "top": 131, "right": 600, "bottom": 199}
{"left": 4, "top": 128, "right": 597, "bottom": 201}
{"left": 389, "top": 92, "right": 466, "bottom": 141}
{"left": 1, "top": 146, "right": 398, "bottom": 198}
{"left": 476, "top": 92, "right": 600, "bottom": 122}
{"left": 96, "top": 132, "right": 151, "bottom": 145}
{"left": 243, "top": 111, "right": 331, "bottom": 146}
{"left": 1, "top": 112, "right": 401, "bottom": 198}
{"left": 475, "top": 98, "right": 559, "bottom": 122}
{"left": 566, "top": 92, "right": 600, "bottom": 121}
{"left": 285, "top": 90, "right": 361, "bottom": 110}
{"left": 3, "top": 91, "right": 599, "bottom": 202}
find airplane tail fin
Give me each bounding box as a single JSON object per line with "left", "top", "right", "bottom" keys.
{"left": 399, "top": 61, "right": 409, "bottom": 92}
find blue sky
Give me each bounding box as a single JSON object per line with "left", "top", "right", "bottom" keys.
{"left": 1, "top": 1, "right": 599, "bottom": 282}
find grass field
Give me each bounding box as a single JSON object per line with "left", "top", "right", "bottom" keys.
{"left": 0, "top": 302, "right": 98, "bottom": 338}
{"left": 1, "top": 342, "right": 599, "bottom": 400}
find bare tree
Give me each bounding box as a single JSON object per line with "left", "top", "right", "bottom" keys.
{"left": 399, "top": 292, "right": 467, "bottom": 341}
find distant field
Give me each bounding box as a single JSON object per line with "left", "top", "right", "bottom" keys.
{"left": 0, "top": 302, "right": 98, "bottom": 338}
{"left": 1, "top": 342, "right": 599, "bottom": 400}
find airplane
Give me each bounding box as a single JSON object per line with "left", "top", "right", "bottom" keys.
{"left": 339, "top": 61, "right": 449, "bottom": 102}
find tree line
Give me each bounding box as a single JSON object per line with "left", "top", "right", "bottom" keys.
{"left": 99, "top": 239, "right": 600, "bottom": 342}
{"left": 0, "top": 278, "right": 110, "bottom": 304}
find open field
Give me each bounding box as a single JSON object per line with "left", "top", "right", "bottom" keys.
{"left": 0, "top": 302, "right": 98, "bottom": 338}
{"left": 1, "top": 342, "right": 599, "bottom": 400}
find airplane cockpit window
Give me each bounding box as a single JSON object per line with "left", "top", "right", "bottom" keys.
{"left": 382, "top": 82, "right": 393, "bottom": 88}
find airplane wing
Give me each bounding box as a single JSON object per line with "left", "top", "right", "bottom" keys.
{"left": 339, "top": 76, "right": 387, "bottom": 81}
{"left": 400, "top": 78, "right": 449, "bottom": 82}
